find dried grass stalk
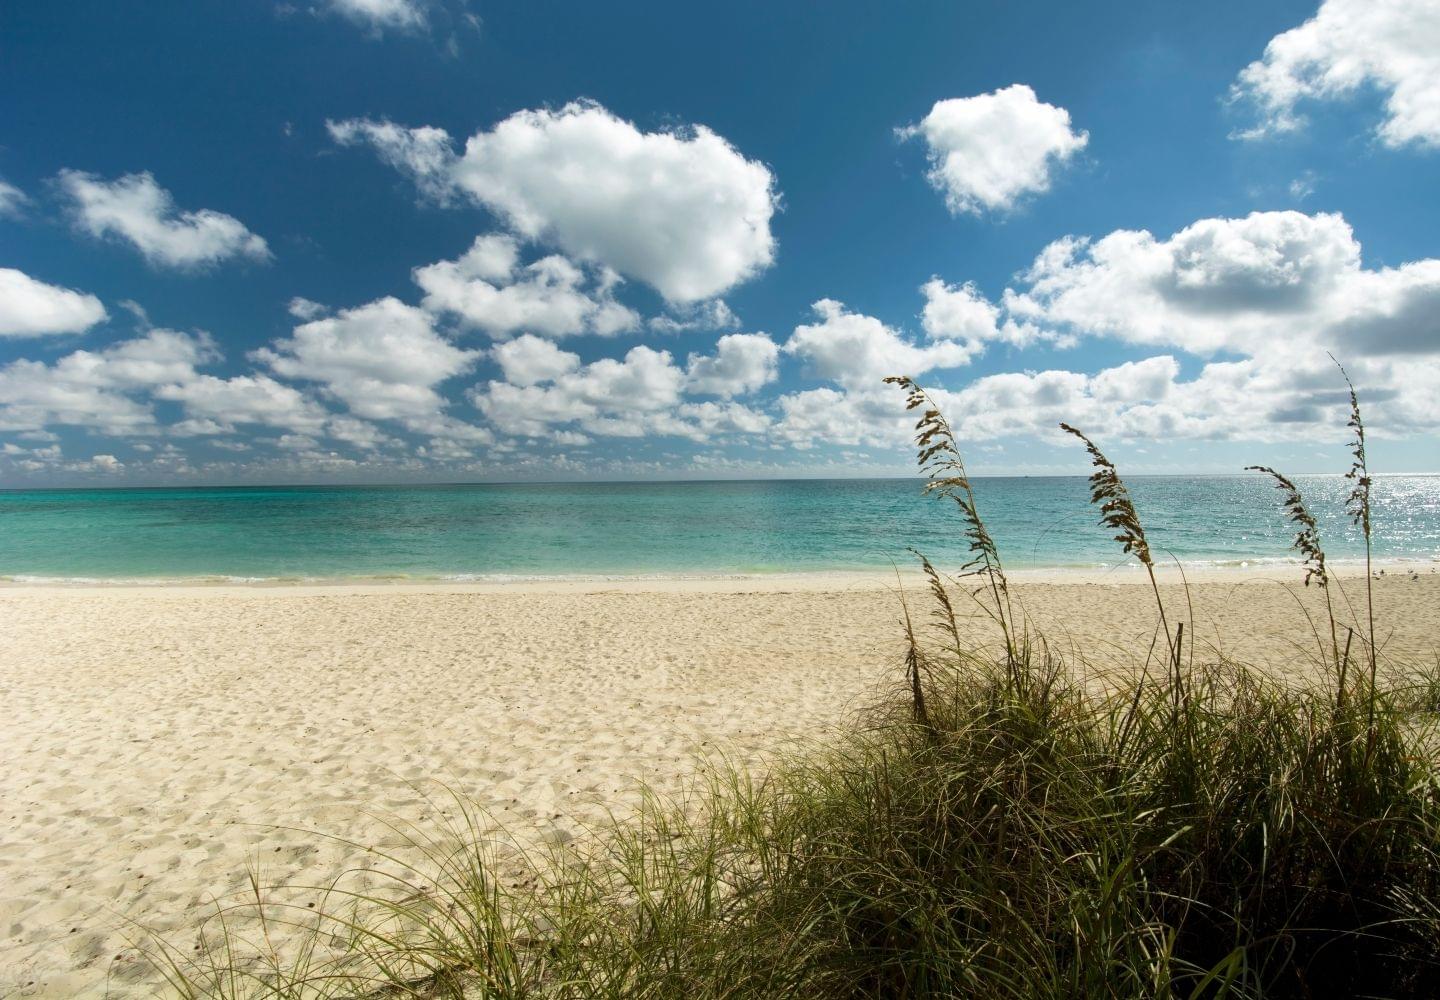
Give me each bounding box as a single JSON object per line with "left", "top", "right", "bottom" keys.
{"left": 1245, "top": 466, "right": 1328, "bottom": 588}
{"left": 1059, "top": 422, "right": 1153, "bottom": 568}
{"left": 1331, "top": 356, "right": 1379, "bottom": 751}
{"left": 1247, "top": 464, "right": 1345, "bottom": 694}
{"left": 886, "top": 375, "right": 1017, "bottom": 663}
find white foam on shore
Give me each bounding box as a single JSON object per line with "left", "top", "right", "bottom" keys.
{"left": 1, "top": 556, "right": 1435, "bottom": 590}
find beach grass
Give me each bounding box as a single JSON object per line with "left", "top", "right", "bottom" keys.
{"left": 146, "top": 375, "right": 1440, "bottom": 998}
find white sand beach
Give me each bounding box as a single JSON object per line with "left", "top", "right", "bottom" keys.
{"left": 3, "top": 567, "right": 1439, "bottom": 997}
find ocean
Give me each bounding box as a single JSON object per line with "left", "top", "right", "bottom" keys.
{"left": 0, "top": 476, "right": 1436, "bottom": 583}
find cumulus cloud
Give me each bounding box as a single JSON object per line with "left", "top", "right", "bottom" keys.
{"left": 325, "top": 415, "right": 397, "bottom": 450}
{"left": 640, "top": 401, "right": 772, "bottom": 442}
{"left": 920, "top": 278, "right": 1001, "bottom": 343}
{"left": 155, "top": 374, "right": 330, "bottom": 434}
{"left": 1088, "top": 356, "right": 1180, "bottom": 403}
{"left": 0, "top": 315, "right": 358, "bottom": 452}
{"left": 58, "top": 170, "right": 270, "bottom": 269}
{"left": 775, "top": 209, "right": 1440, "bottom": 451}
{"left": 491, "top": 334, "right": 581, "bottom": 387}
{"left": 0, "top": 328, "right": 213, "bottom": 434}
{"left": 558, "top": 346, "right": 684, "bottom": 413}
{"left": 472, "top": 381, "right": 593, "bottom": 437}
{"left": 773, "top": 383, "right": 995, "bottom": 451}
{"left": 0, "top": 267, "right": 108, "bottom": 337}
{"left": 649, "top": 299, "right": 740, "bottom": 333}
{"left": 785, "top": 299, "right": 976, "bottom": 389}
{"left": 325, "top": 0, "right": 426, "bottom": 32}
{"left": 1231, "top": 0, "right": 1440, "bottom": 147}
{"left": 960, "top": 353, "right": 1440, "bottom": 443}
{"left": 330, "top": 101, "right": 777, "bottom": 302}
{"left": 470, "top": 344, "right": 775, "bottom": 442}
{"left": 898, "top": 85, "right": 1088, "bottom": 214}
{"left": 256, "top": 296, "right": 480, "bottom": 421}
{"left": 414, "top": 234, "right": 640, "bottom": 338}
{"left": 774, "top": 351, "right": 1440, "bottom": 451}
{"left": 397, "top": 413, "right": 493, "bottom": 451}
{"left": 1000, "top": 210, "right": 1440, "bottom": 358}
{"left": 919, "top": 277, "right": 1067, "bottom": 352}
{"left": 684, "top": 332, "right": 780, "bottom": 396}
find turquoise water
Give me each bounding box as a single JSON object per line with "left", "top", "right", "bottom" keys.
{"left": 0, "top": 477, "right": 1437, "bottom": 582}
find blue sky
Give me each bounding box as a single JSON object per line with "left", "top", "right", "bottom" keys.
{"left": 1, "top": 0, "right": 1437, "bottom": 484}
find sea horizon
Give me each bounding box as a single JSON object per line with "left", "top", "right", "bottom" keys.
{"left": 4, "top": 470, "right": 1438, "bottom": 493}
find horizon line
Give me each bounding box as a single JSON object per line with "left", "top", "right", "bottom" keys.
{"left": 3, "top": 470, "right": 1438, "bottom": 493}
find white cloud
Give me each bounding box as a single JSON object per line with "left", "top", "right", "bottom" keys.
{"left": 327, "top": 118, "right": 458, "bottom": 201}
{"left": 325, "top": 0, "right": 426, "bottom": 32}
{"left": 920, "top": 277, "right": 1061, "bottom": 353}
{"left": 648, "top": 401, "right": 772, "bottom": 442}
{"left": 676, "top": 400, "right": 771, "bottom": 435}
{"left": 684, "top": 332, "right": 780, "bottom": 396}
{"left": 774, "top": 351, "right": 1440, "bottom": 450}
{"left": 288, "top": 296, "right": 328, "bottom": 320}
{"left": 330, "top": 101, "right": 777, "bottom": 303}
{"left": 471, "top": 381, "right": 592, "bottom": 437}
{"left": 1000, "top": 209, "right": 1440, "bottom": 358}
{"left": 785, "top": 299, "right": 975, "bottom": 389}
{"left": 772, "top": 387, "right": 912, "bottom": 449}
{"left": 155, "top": 374, "right": 329, "bottom": 434}
{"left": 170, "top": 418, "right": 231, "bottom": 437}
{"left": 90, "top": 454, "right": 123, "bottom": 471}
{"left": 777, "top": 210, "right": 1440, "bottom": 449}
{"left": 920, "top": 278, "right": 1001, "bottom": 344}
{"left": 472, "top": 345, "right": 689, "bottom": 438}
{"left": 491, "top": 333, "right": 580, "bottom": 386}
{"left": 944, "top": 368, "right": 1099, "bottom": 440}
{"left": 398, "top": 413, "right": 493, "bottom": 452}
{"left": 58, "top": 170, "right": 270, "bottom": 269}
{"left": 0, "top": 323, "right": 341, "bottom": 445}
{"left": 563, "top": 345, "right": 684, "bottom": 412}
{"left": 0, "top": 366, "right": 152, "bottom": 433}
{"left": 1087, "top": 355, "right": 1180, "bottom": 403}
{"left": 962, "top": 354, "right": 1440, "bottom": 443}
{"left": 1231, "top": 0, "right": 1440, "bottom": 147}
{"left": 3, "top": 443, "right": 64, "bottom": 472}
{"left": 0, "top": 178, "right": 29, "bottom": 217}
{"left": 898, "top": 85, "right": 1088, "bottom": 214}
{"left": 0, "top": 328, "right": 212, "bottom": 434}
{"left": 326, "top": 415, "right": 396, "bottom": 450}
{"left": 414, "top": 234, "right": 640, "bottom": 338}
{"left": 256, "top": 296, "right": 480, "bottom": 420}
{"left": 649, "top": 299, "right": 740, "bottom": 333}
{"left": 93, "top": 327, "right": 218, "bottom": 384}
{"left": 0, "top": 267, "right": 108, "bottom": 337}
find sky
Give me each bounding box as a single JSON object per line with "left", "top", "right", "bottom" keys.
{"left": 1, "top": 0, "right": 1438, "bottom": 485}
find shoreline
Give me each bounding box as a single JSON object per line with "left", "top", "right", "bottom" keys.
{"left": 1, "top": 556, "right": 1436, "bottom": 592}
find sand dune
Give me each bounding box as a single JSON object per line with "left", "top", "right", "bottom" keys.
{"left": 2, "top": 568, "right": 1437, "bottom": 997}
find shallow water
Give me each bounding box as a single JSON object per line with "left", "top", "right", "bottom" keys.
{"left": 0, "top": 476, "right": 1436, "bottom": 581}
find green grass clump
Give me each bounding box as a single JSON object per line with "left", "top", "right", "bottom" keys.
{"left": 151, "top": 370, "right": 1440, "bottom": 998}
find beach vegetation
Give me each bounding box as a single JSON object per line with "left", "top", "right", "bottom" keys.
{"left": 147, "top": 371, "right": 1440, "bottom": 999}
